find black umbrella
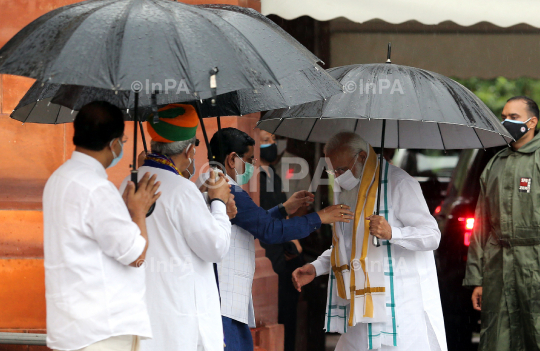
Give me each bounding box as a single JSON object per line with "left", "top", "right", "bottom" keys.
{"left": 258, "top": 45, "right": 513, "bottom": 246}
{"left": 0, "top": 0, "right": 284, "bottom": 94}
{"left": 12, "top": 65, "right": 341, "bottom": 123}
{"left": 0, "top": 0, "right": 343, "bottom": 184}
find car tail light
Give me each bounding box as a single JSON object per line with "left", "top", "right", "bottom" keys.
{"left": 458, "top": 217, "right": 475, "bottom": 246}
{"left": 434, "top": 205, "right": 442, "bottom": 215}
{"left": 286, "top": 168, "right": 294, "bottom": 179}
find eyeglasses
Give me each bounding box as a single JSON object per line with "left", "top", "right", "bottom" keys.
{"left": 326, "top": 153, "right": 359, "bottom": 177}
{"left": 119, "top": 134, "right": 128, "bottom": 144}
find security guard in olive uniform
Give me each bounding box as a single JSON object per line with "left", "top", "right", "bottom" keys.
{"left": 464, "top": 96, "right": 540, "bottom": 350}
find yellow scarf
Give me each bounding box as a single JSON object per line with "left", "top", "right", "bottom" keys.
{"left": 330, "top": 145, "right": 385, "bottom": 326}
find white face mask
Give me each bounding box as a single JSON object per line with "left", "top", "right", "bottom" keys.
{"left": 335, "top": 169, "right": 360, "bottom": 191}
{"left": 333, "top": 154, "right": 363, "bottom": 191}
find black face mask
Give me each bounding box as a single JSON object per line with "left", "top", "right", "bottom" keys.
{"left": 260, "top": 143, "right": 278, "bottom": 163}
{"left": 502, "top": 118, "right": 531, "bottom": 142}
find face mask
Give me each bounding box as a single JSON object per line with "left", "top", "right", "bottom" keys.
{"left": 234, "top": 153, "right": 254, "bottom": 185}
{"left": 260, "top": 143, "right": 278, "bottom": 163}
{"left": 335, "top": 170, "right": 360, "bottom": 191}
{"left": 108, "top": 138, "right": 123, "bottom": 169}
{"left": 185, "top": 144, "right": 196, "bottom": 180}
{"left": 502, "top": 118, "right": 532, "bottom": 142}
{"left": 333, "top": 154, "right": 361, "bottom": 191}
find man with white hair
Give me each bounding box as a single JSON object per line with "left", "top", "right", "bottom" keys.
{"left": 121, "top": 104, "right": 235, "bottom": 351}
{"left": 292, "top": 132, "right": 447, "bottom": 351}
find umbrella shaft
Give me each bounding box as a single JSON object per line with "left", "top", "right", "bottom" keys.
{"left": 374, "top": 119, "right": 386, "bottom": 247}
{"left": 376, "top": 120, "right": 386, "bottom": 216}
{"left": 132, "top": 92, "right": 139, "bottom": 186}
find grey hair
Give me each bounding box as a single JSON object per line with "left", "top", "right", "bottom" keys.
{"left": 324, "top": 132, "right": 369, "bottom": 156}
{"left": 151, "top": 136, "right": 196, "bottom": 156}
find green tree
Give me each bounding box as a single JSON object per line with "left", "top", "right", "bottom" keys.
{"left": 454, "top": 77, "right": 540, "bottom": 119}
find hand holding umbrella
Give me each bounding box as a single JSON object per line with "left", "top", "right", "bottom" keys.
{"left": 367, "top": 214, "right": 393, "bottom": 241}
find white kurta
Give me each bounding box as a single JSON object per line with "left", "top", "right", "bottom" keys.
{"left": 44, "top": 152, "right": 151, "bottom": 351}
{"left": 120, "top": 166, "right": 232, "bottom": 351}
{"left": 311, "top": 164, "right": 447, "bottom": 351}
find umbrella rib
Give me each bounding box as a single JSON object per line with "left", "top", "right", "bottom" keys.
{"left": 305, "top": 119, "right": 319, "bottom": 142}
{"left": 273, "top": 118, "right": 285, "bottom": 135}
{"left": 501, "top": 133, "right": 511, "bottom": 148}
{"left": 436, "top": 123, "right": 446, "bottom": 151}
{"left": 53, "top": 105, "right": 62, "bottom": 125}
{"left": 472, "top": 127, "right": 486, "bottom": 150}
{"left": 22, "top": 100, "right": 41, "bottom": 124}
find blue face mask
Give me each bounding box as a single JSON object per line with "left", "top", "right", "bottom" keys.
{"left": 234, "top": 153, "right": 254, "bottom": 185}
{"left": 108, "top": 138, "right": 124, "bottom": 169}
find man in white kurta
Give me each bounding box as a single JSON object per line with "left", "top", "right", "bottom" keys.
{"left": 120, "top": 104, "right": 234, "bottom": 351}
{"left": 43, "top": 101, "right": 160, "bottom": 351}
{"left": 293, "top": 132, "right": 447, "bottom": 351}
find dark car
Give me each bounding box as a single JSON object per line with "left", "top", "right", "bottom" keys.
{"left": 434, "top": 146, "right": 504, "bottom": 351}
{"left": 392, "top": 149, "right": 460, "bottom": 213}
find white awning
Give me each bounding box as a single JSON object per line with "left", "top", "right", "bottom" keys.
{"left": 262, "top": 0, "right": 540, "bottom": 28}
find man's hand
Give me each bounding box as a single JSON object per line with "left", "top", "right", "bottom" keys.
{"left": 472, "top": 286, "right": 483, "bottom": 311}
{"left": 123, "top": 172, "right": 161, "bottom": 219}
{"left": 122, "top": 173, "right": 161, "bottom": 268}
{"left": 137, "top": 151, "right": 147, "bottom": 169}
{"left": 317, "top": 204, "right": 354, "bottom": 224}
{"left": 207, "top": 169, "right": 231, "bottom": 203}
{"left": 292, "top": 264, "right": 316, "bottom": 292}
{"left": 366, "top": 214, "right": 392, "bottom": 240}
{"left": 226, "top": 194, "right": 237, "bottom": 220}
{"left": 283, "top": 191, "right": 315, "bottom": 216}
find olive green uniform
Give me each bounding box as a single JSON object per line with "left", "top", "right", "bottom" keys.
{"left": 464, "top": 133, "right": 540, "bottom": 351}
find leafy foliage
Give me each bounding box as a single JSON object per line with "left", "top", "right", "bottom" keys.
{"left": 454, "top": 77, "right": 540, "bottom": 119}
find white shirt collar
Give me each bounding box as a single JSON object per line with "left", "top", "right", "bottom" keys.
{"left": 71, "top": 151, "right": 108, "bottom": 179}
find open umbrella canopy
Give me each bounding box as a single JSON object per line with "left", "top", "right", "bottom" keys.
{"left": 6, "top": 1, "right": 342, "bottom": 124}
{"left": 0, "top": 0, "right": 310, "bottom": 97}
{"left": 12, "top": 65, "right": 342, "bottom": 123}
{"left": 258, "top": 63, "right": 513, "bottom": 149}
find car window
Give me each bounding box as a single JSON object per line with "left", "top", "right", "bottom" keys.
{"left": 447, "top": 149, "right": 476, "bottom": 199}
{"left": 395, "top": 149, "right": 460, "bottom": 178}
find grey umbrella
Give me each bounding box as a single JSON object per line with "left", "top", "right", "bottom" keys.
{"left": 258, "top": 49, "right": 512, "bottom": 246}
{"left": 0, "top": 0, "right": 281, "bottom": 95}
{"left": 258, "top": 64, "right": 512, "bottom": 149}
{"left": 1, "top": 0, "right": 343, "bottom": 183}
{"left": 11, "top": 65, "right": 341, "bottom": 123}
